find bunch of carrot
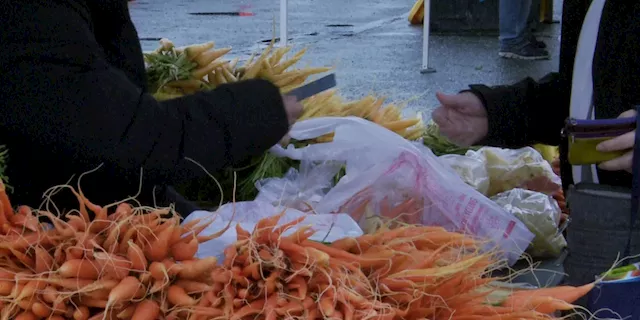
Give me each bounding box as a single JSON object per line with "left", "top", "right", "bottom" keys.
{"left": 0, "top": 174, "right": 594, "bottom": 320}
{"left": 0, "top": 180, "right": 229, "bottom": 320}
{"left": 335, "top": 190, "right": 425, "bottom": 234}
{"left": 145, "top": 38, "right": 425, "bottom": 142}
{"left": 193, "top": 212, "right": 594, "bottom": 320}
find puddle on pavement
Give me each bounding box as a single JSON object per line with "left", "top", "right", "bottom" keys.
{"left": 325, "top": 24, "right": 354, "bottom": 27}
{"left": 188, "top": 12, "right": 254, "bottom": 16}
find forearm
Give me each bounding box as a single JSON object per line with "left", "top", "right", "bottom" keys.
{"left": 4, "top": 58, "right": 288, "bottom": 188}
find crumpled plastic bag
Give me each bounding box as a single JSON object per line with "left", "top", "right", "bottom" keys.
{"left": 491, "top": 188, "right": 567, "bottom": 258}
{"left": 182, "top": 200, "right": 363, "bottom": 261}
{"left": 466, "top": 147, "right": 561, "bottom": 197}
{"left": 255, "top": 160, "right": 344, "bottom": 212}
{"left": 439, "top": 154, "right": 490, "bottom": 195}
{"left": 271, "top": 117, "right": 534, "bottom": 265}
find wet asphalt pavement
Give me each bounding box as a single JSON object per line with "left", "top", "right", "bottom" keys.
{"left": 129, "top": 0, "right": 562, "bottom": 116}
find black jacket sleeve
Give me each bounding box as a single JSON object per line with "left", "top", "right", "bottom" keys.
{"left": 464, "top": 0, "right": 590, "bottom": 148}
{"left": 1, "top": 1, "right": 289, "bottom": 188}
{"left": 467, "top": 74, "right": 565, "bottom": 148}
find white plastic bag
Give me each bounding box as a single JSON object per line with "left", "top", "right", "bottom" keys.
{"left": 439, "top": 154, "right": 491, "bottom": 195}
{"left": 271, "top": 117, "right": 534, "bottom": 265}
{"left": 182, "top": 200, "right": 363, "bottom": 261}
{"left": 491, "top": 188, "right": 567, "bottom": 258}
{"left": 466, "top": 147, "right": 561, "bottom": 197}
{"left": 254, "top": 160, "right": 344, "bottom": 211}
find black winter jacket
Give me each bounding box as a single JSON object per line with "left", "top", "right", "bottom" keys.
{"left": 0, "top": 0, "right": 290, "bottom": 210}
{"left": 468, "top": 0, "right": 640, "bottom": 188}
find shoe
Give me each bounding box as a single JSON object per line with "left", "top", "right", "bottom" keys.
{"left": 499, "top": 42, "right": 550, "bottom": 60}
{"left": 529, "top": 35, "right": 547, "bottom": 49}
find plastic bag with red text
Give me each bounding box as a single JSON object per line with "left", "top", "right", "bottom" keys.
{"left": 271, "top": 117, "right": 534, "bottom": 265}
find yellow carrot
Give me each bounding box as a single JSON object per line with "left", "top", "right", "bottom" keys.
{"left": 184, "top": 42, "right": 215, "bottom": 60}
{"left": 193, "top": 48, "right": 232, "bottom": 67}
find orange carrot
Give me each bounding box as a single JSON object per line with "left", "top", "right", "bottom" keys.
{"left": 270, "top": 216, "right": 306, "bottom": 239}
{"left": 58, "top": 259, "right": 100, "bottom": 279}
{"left": 144, "top": 224, "right": 174, "bottom": 262}
{"left": 127, "top": 241, "right": 147, "bottom": 272}
{"left": 229, "top": 299, "right": 267, "bottom": 320}
{"left": 31, "top": 301, "right": 51, "bottom": 318}
{"left": 329, "top": 237, "right": 358, "bottom": 251}
{"left": 505, "top": 282, "right": 595, "bottom": 305}
{"left": 93, "top": 252, "right": 132, "bottom": 280}
{"left": 211, "top": 269, "right": 232, "bottom": 283}
{"left": 242, "top": 261, "right": 261, "bottom": 279}
{"left": 319, "top": 295, "right": 335, "bottom": 317}
{"left": 177, "top": 257, "right": 217, "bottom": 280}
{"left": 169, "top": 227, "right": 183, "bottom": 246}
{"left": 0, "top": 280, "right": 12, "bottom": 296}
{"left": 107, "top": 276, "right": 145, "bottom": 309}
{"left": 186, "top": 307, "right": 224, "bottom": 317}
{"left": 131, "top": 299, "right": 160, "bottom": 320}
{"left": 236, "top": 223, "right": 251, "bottom": 241}
{"left": 72, "top": 306, "right": 90, "bottom": 320}
{"left": 174, "top": 279, "right": 212, "bottom": 294}
{"left": 170, "top": 237, "right": 198, "bottom": 261}
{"left": 167, "top": 285, "right": 197, "bottom": 306}
{"left": 40, "top": 286, "right": 57, "bottom": 303}
{"left": 116, "top": 304, "right": 137, "bottom": 319}
{"left": 301, "top": 240, "right": 361, "bottom": 261}
{"left": 14, "top": 311, "right": 37, "bottom": 320}
{"left": 149, "top": 261, "right": 168, "bottom": 282}
{"left": 0, "top": 180, "right": 14, "bottom": 219}
{"left": 47, "top": 278, "right": 96, "bottom": 291}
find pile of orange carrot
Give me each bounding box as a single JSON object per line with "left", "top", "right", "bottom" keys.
{"left": 192, "top": 213, "right": 594, "bottom": 320}
{"left": 0, "top": 177, "right": 594, "bottom": 320}
{"left": 0, "top": 179, "right": 228, "bottom": 320}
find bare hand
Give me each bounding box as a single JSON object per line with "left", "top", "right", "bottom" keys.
{"left": 597, "top": 109, "right": 637, "bottom": 172}
{"left": 282, "top": 95, "right": 303, "bottom": 125}
{"left": 431, "top": 92, "right": 488, "bottom": 147}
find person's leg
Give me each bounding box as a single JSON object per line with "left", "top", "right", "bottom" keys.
{"left": 499, "top": 0, "right": 530, "bottom": 48}
{"left": 498, "top": 0, "right": 549, "bottom": 60}
{"left": 526, "top": 1, "right": 547, "bottom": 49}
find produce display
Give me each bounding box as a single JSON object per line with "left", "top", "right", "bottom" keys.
{"left": 144, "top": 39, "right": 424, "bottom": 203}
{"left": 0, "top": 34, "right": 585, "bottom": 318}
{"left": 145, "top": 39, "right": 425, "bottom": 141}
{"left": 0, "top": 178, "right": 595, "bottom": 319}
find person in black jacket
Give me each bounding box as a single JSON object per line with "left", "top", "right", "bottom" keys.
{"left": 431, "top": 0, "right": 640, "bottom": 288}
{"left": 432, "top": 0, "right": 639, "bottom": 188}
{"left": 0, "top": 0, "right": 302, "bottom": 211}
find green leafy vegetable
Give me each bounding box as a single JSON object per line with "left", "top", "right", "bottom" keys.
{"left": 144, "top": 50, "right": 197, "bottom": 93}
{"left": 422, "top": 121, "right": 480, "bottom": 156}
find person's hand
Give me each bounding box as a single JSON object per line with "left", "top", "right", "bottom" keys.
{"left": 279, "top": 95, "right": 303, "bottom": 146}
{"left": 282, "top": 95, "right": 303, "bottom": 125}
{"left": 597, "top": 109, "right": 637, "bottom": 172}
{"left": 431, "top": 92, "right": 488, "bottom": 147}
